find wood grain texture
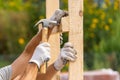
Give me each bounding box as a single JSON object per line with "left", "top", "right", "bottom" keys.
{"left": 46, "top": 0, "right": 60, "bottom": 80}
{"left": 40, "top": 27, "right": 48, "bottom": 73}
{"left": 61, "top": 17, "right": 69, "bottom": 32}
{"left": 68, "top": 0, "right": 83, "bottom": 80}
{"left": 42, "top": 28, "right": 48, "bottom": 42}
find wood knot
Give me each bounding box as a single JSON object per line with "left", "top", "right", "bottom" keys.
{"left": 79, "top": 10, "right": 83, "bottom": 17}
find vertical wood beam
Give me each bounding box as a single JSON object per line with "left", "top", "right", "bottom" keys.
{"left": 46, "top": 0, "right": 60, "bottom": 80}
{"left": 46, "top": 0, "right": 59, "bottom": 18}
{"left": 68, "top": 0, "right": 83, "bottom": 80}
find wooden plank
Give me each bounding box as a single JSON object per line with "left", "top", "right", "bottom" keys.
{"left": 46, "top": 0, "right": 59, "bottom": 18}
{"left": 68, "top": 0, "right": 83, "bottom": 80}
{"left": 61, "top": 17, "right": 69, "bottom": 32}
{"left": 46, "top": 0, "right": 60, "bottom": 80}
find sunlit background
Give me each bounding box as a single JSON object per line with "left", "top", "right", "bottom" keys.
{"left": 0, "top": 0, "right": 120, "bottom": 73}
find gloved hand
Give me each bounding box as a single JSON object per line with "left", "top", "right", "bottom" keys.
{"left": 29, "top": 42, "right": 51, "bottom": 68}
{"left": 54, "top": 42, "right": 77, "bottom": 71}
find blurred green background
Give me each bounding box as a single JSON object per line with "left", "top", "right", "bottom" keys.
{"left": 0, "top": 0, "right": 120, "bottom": 72}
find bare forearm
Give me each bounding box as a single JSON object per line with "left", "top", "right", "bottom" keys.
{"left": 24, "top": 31, "right": 42, "bottom": 54}
{"left": 11, "top": 31, "right": 42, "bottom": 79}
{"left": 11, "top": 28, "right": 53, "bottom": 79}
{"left": 37, "top": 63, "right": 58, "bottom": 80}
{"left": 20, "top": 63, "right": 38, "bottom": 80}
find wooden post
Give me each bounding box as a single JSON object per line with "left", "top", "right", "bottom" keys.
{"left": 39, "top": 0, "right": 83, "bottom": 80}
{"left": 46, "top": 0, "right": 60, "bottom": 80}
{"left": 68, "top": 0, "right": 83, "bottom": 80}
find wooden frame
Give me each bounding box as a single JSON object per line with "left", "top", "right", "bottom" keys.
{"left": 39, "top": 0, "right": 83, "bottom": 80}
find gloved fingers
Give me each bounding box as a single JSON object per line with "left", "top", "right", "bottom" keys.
{"left": 62, "top": 47, "right": 76, "bottom": 55}
{"left": 44, "top": 52, "right": 51, "bottom": 62}
{"left": 62, "top": 52, "right": 76, "bottom": 62}
{"left": 29, "top": 42, "right": 51, "bottom": 68}
{"left": 64, "top": 42, "right": 73, "bottom": 48}
{"left": 44, "top": 47, "right": 50, "bottom": 52}
{"left": 63, "top": 42, "right": 77, "bottom": 55}
{"left": 35, "top": 45, "right": 50, "bottom": 54}
{"left": 44, "top": 57, "right": 50, "bottom": 62}
{"left": 37, "top": 42, "right": 50, "bottom": 52}
{"left": 65, "top": 52, "right": 77, "bottom": 60}
{"left": 62, "top": 52, "right": 77, "bottom": 62}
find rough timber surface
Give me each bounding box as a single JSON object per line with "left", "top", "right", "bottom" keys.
{"left": 46, "top": 0, "right": 60, "bottom": 80}
{"left": 68, "top": 0, "right": 83, "bottom": 80}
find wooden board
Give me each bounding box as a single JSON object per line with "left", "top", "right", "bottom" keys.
{"left": 61, "top": 17, "right": 69, "bottom": 33}
{"left": 46, "top": 0, "right": 60, "bottom": 80}
{"left": 68, "top": 0, "right": 83, "bottom": 80}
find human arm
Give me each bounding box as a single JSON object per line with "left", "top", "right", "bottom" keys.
{"left": 36, "top": 63, "right": 57, "bottom": 80}
{"left": 10, "top": 31, "right": 42, "bottom": 79}
{"left": 19, "top": 63, "right": 38, "bottom": 80}
{"left": 36, "top": 42, "right": 77, "bottom": 80}
{"left": 11, "top": 28, "right": 53, "bottom": 79}
{"left": 19, "top": 42, "right": 51, "bottom": 80}
{"left": 54, "top": 42, "right": 77, "bottom": 71}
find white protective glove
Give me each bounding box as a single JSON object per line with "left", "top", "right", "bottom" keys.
{"left": 54, "top": 42, "right": 77, "bottom": 71}
{"left": 29, "top": 42, "right": 51, "bottom": 69}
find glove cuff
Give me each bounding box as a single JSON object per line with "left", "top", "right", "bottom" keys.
{"left": 54, "top": 57, "right": 66, "bottom": 71}
{"left": 29, "top": 58, "right": 43, "bottom": 69}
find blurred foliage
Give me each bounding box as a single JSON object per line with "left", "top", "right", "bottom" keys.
{"left": 0, "top": 0, "right": 45, "bottom": 55}
{"left": 0, "top": 0, "right": 120, "bottom": 72}
{"left": 84, "top": 0, "right": 120, "bottom": 71}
